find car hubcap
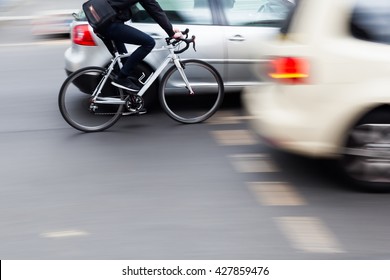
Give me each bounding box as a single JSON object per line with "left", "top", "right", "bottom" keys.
{"left": 343, "top": 124, "right": 390, "bottom": 183}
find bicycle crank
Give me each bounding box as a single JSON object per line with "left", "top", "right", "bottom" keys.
{"left": 125, "top": 94, "right": 145, "bottom": 114}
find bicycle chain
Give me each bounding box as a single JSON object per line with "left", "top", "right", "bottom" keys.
{"left": 93, "top": 112, "right": 119, "bottom": 115}
{"left": 90, "top": 94, "right": 143, "bottom": 115}
{"left": 93, "top": 111, "right": 139, "bottom": 116}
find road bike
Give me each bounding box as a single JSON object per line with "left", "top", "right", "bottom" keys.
{"left": 58, "top": 29, "right": 224, "bottom": 132}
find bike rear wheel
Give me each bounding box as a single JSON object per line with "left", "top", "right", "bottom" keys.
{"left": 58, "top": 66, "right": 125, "bottom": 132}
{"left": 159, "top": 59, "right": 224, "bottom": 124}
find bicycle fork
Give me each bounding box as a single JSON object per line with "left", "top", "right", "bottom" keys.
{"left": 173, "top": 58, "right": 194, "bottom": 95}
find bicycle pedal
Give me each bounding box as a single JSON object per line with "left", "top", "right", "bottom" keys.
{"left": 137, "top": 109, "right": 147, "bottom": 115}
{"left": 122, "top": 109, "right": 147, "bottom": 116}
{"left": 122, "top": 111, "right": 138, "bottom": 116}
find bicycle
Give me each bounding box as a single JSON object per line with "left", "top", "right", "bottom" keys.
{"left": 58, "top": 29, "right": 224, "bottom": 132}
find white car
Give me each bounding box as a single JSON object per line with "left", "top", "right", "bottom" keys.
{"left": 243, "top": 0, "right": 390, "bottom": 191}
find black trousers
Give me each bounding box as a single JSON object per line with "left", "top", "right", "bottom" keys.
{"left": 100, "top": 22, "right": 156, "bottom": 77}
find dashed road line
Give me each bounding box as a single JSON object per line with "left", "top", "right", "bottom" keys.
{"left": 229, "top": 153, "right": 279, "bottom": 173}
{"left": 207, "top": 111, "right": 242, "bottom": 125}
{"left": 209, "top": 113, "right": 346, "bottom": 254}
{"left": 275, "top": 216, "right": 345, "bottom": 253}
{"left": 210, "top": 129, "right": 259, "bottom": 146}
{"left": 40, "top": 230, "right": 89, "bottom": 238}
{"left": 0, "top": 39, "right": 70, "bottom": 48}
{"left": 0, "top": 16, "right": 36, "bottom": 21}
{"left": 247, "top": 182, "right": 306, "bottom": 206}
{"left": 207, "top": 111, "right": 257, "bottom": 125}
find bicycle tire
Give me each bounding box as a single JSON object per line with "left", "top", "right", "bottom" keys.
{"left": 58, "top": 66, "right": 125, "bottom": 132}
{"left": 159, "top": 59, "right": 224, "bottom": 124}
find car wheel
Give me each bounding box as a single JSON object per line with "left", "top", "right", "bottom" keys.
{"left": 340, "top": 109, "right": 390, "bottom": 192}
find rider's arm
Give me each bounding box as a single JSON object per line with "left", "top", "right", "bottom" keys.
{"left": 139, "top": 0, "right": 176, "bottom": 37}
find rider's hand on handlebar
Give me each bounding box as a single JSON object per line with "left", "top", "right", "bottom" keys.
{"left": 172, "top": 28, "right": 183, "bottom": 39}
{"left": 166, "top": 28, "right": 195, "bottom": 53}
{"left": 172, "top": 31, "right": 183, "bottom": 39}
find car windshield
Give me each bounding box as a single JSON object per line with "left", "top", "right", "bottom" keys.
{"left": 76, "top": 0, "right": 294, "bottom": 27}
{"left": 74, "top": 1, "right": 213, "bottom": 24}
{"left": 224, "top": 0, "right": 295, "bottom": 27}
{"left": 350, "top": 0, "right": 390, "bottom": 44}
{"left": 131, "top": 0, "right": 213, "bottom": 25}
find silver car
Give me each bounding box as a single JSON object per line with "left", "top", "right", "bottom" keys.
{"left": 64, "top": 0, "right": 294, "bottom": 105}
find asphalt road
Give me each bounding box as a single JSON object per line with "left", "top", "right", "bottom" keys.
{"left": 0, "top": 0, "right": 84, "bottom": 16}
{"left": 1, "top": 32, "right": 390, "bottom": 260}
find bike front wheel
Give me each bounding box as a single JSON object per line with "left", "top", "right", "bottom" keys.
{"left": 159, "top": 59, "right": 224, "bottom": 124}
{"left": 58, "top": 66, "right": 125, "bottom": 132}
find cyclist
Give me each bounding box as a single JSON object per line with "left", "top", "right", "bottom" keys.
{"left": 98, "top": 0, "right": 183, "bottom": 92}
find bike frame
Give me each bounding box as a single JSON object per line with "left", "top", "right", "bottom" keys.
{"left": 92, "top": 43, "right": 194, "bottom": 105}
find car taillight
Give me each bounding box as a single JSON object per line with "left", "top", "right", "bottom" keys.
{"left": 268, "top": 57, "right": 309, "bottom": 84}
{"left": 73, "top": 24, "right": 97, "bottom": 46}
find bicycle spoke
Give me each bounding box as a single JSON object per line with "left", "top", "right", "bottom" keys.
{"left": 159, "top": 60, "right": 224, "bottom": 124}
{"left": 58, "top": 67, "right": 124, "bottom": 132}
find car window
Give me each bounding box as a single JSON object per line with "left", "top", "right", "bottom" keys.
{"left": 131, "top": 0, "right": 213, "bottom": 25}
{"left": 350, "top": 0, "right": 390, "bottom": 44}
{"left": 223, "top": 0, "right": 295, "bottom": 27}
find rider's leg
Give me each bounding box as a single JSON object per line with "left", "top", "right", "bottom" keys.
{"left": 105, "top": 23, "right": 155, "bottom": 91}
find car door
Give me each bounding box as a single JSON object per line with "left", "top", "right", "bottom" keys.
{"left": 218, "top": 0, "right": 294, "bottom": 88}
{"left": 128, "top": 0, "right": 226, "bottom": 81}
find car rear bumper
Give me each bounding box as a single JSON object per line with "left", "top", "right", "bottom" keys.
{"left": 64, "top": 44, "right": 112, "bottom": 73}
{"left": 243, "top": 84, "right": 349, "bottom": 158}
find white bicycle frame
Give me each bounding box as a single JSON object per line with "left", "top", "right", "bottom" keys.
{"left": 92, "top": 42, "right": 194, "bottom": 105}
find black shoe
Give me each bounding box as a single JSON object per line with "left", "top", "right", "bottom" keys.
{"left": 111, "top": 76, "right": 141, "bottom": 92}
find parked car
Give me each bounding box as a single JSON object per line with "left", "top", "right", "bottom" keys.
{"left": 243, "top": 0, "right": 390, "bottom": 191}
{"left": 64, "top": 0, "right": 295, "bottom": 105}
{"left": 31, "top": 9, "right": 77, "bottom": 37}
{"left": 0, "top": 0, "right": 15, "bottom": 11}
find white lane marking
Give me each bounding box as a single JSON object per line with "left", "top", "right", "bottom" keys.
{"left": 275, "top": 216, "right": 345, "bottom": 253}
{"left": 207, "top": 111, "right": 257, "bottom": 125}
{"left": 248, "top": 182, "right": 306, "bottom": 206}
{"left": 229, "top": 154, "right": 279, "bottom": 173}
{"left": 40, "top": 230, "right": 89, "bottom": 238}
{"left": 211, "top": 129, "right": 258, "bottom": 146}
{"left": 0, "top": 40, "right": 70, "bottom": 48}
{"left": 0, "top": 16, "right": 36, "bottom": 21}
{"left": 207, "top": 110, "right": 241, "bottom": 124}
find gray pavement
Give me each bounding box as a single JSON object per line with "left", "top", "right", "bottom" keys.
{"left": 0, "top": 0, "right": 83, "bottom": 17}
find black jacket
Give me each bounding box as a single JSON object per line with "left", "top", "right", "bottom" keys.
{"left": 108, "top": 0, "right": 174, "bottom": 37}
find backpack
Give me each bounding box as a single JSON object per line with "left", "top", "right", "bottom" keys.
{"left": 82, "top": 0, "right": 117, "bottom": 31}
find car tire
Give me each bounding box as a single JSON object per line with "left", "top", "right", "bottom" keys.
{"left": 339, "top": 108, "right": 390, "bottom": 192}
